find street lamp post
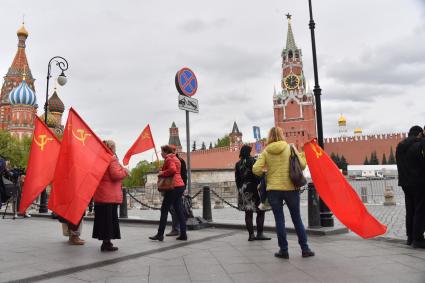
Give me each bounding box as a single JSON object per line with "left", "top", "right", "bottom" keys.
{"left": 39, "top": 56, "right": 68, "bottom": 213}
{"left": 307, "top": 0, "right": 334, "bottom": 227}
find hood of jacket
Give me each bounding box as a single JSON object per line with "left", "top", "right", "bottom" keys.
{"left": 265, "top": 141, "right": 288, "bottom": 155}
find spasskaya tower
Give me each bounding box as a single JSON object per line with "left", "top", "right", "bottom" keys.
{"left": 273, "top": 14, "right": 316, "bottom": 149}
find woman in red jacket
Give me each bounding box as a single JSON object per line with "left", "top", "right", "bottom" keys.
{"left": 92, "top": 140, "right": 129, "bottom": 252}
{"left": 149, "top": 145, "right": 187, "bottom": 241}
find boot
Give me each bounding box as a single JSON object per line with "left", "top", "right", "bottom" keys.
{"left": 176, "top": 233, "right": 187, "bottom": 241}
{"left": 69, "top": 235, "right": 85, "bottom": 245}
{"left": 274, "top": 250, "right": 289, "bottom": 259}
{"left": 302, "top": 250, "right": 315, "bottom": 257}
{"left": 255, "top": 233, "right": 271, "bottom": 240}
{"left": 248, "top": 233, "right": 256, "bottom": 241}
{"left": 166, "top": 230, "right": 179, "bottom": 236}
{"left": 412, "top": 240, "right": 425, "bottom": 249}
{"left": 101, "top": 241, "right": 118, "bottom": 252}
{"left": 149, "top": 234, "right": 164, "bottom": 241}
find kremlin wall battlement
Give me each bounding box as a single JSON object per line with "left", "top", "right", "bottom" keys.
{"left": 324, "top": 133, "right": 407, "bottom": 144}
{"left": 324, "top": 132, "right": 405, "bottom": 165}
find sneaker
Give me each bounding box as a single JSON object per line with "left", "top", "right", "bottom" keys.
{"left": 302, "top": 250, "right": 315, "bottom": 257}
{"left": 166, "top": 230, "right": 179, "bottom": 237}
{"left": 274, "top": 250, "right": 289, "bottom": 259}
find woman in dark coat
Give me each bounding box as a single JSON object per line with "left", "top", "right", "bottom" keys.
{"left": 235, "top": 145, "right": 271, "bottom": 241}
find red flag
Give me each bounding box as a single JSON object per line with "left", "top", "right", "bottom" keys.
{"left": 19, "top": 116, "right": 61, "bottom": 214}
{"left": 123, "top": 124, "right": 157, "bottom": 165}
{"left": 304, "top": 140, "right": 387, "bottom": 238}
{"left": 48, "top": 108, "right": 113, "bottom": 225}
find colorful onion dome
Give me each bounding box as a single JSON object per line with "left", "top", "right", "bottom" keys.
{"left": 354, "top": 127, "right": 363, "bottom": 134}
{"left": 9, "top": 79, "right": 36, "bottom": 106}
{"left": 338, "top": 114, "right": 346, "bottom": 126}
{"left": 48, "top": 90, "right": 65, "bottom": 113}
{"left": 17, "top": 24, "right": 28, "bottom": 37}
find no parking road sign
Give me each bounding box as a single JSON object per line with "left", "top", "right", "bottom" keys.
{"left": 175, "top": 68, "right": 198, "bottom": 97}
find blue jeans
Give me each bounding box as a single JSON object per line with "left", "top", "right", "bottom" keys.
{"left": 158, "top": 186, "right": 186, "bottom": 236}
{"left": 268, "top": 190, "right": 309, "bottom": 252}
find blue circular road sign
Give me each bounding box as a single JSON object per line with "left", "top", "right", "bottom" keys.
{"left": 175, "top": 67, "right": 198, "bottom": 97}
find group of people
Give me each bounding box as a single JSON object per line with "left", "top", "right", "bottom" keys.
{"left": 396, "top": 125, "right": 425, "bottom": 249}
{"left": 235, "top": 127, "right": 314, "bottom": 259}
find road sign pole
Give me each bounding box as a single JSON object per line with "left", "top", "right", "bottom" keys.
{"left": 185, "top": 110, "right": 192, "bottom": 195}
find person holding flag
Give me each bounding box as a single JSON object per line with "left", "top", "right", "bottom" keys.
{"left": 92, "top": 140, "right": 129, "bottom": 252}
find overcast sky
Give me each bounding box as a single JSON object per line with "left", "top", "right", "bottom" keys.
{"left": 1, "top": 0, "right": 424, "bottom": 167}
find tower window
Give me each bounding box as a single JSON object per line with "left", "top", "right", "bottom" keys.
{"left": 295, "top": 51, "right": 299, "bottom": 58}
{"left": 288, "top": 51, "right": 293, "bottom": 59}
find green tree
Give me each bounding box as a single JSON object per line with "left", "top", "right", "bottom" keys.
{"left": 122, "top": 160, "right": 158, "bottom": 188}
{"left": 388, "top": 147, "right": 396, "bottom": 164}
{"left": 192, "top": 141, "right": 196, "bottom": 151}
{"left": 0, "top": 130, "right": 27, "bottom": 168}
{"left": 381, "top": 153, "right": 387, "bottom": 165}
{"left": 215, "top": 135, "right": 230, "bottom": 148}
{"left": 369, "top": 151, "right": 379, "bottom": 165}
{"left": 201, "top": 141, "right": 206, "bottom": 150}
{"left": 340, "top": 155, "right": 348, "bottom": 173}
{"left": 209, "top": 142, "right": 213, "bottom": 149}
{"left": 364, "top": 156, "right": 369, "bottom": 165}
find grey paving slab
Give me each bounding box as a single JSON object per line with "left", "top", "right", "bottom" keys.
{"left": 1, "top": 217, "right": 425, "bottom": 283}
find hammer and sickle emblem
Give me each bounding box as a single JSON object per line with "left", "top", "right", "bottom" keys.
{"left": 34, "top": 134, "right": 54, "bottom": 151}
{"left": 310, "top": 143, "right": 323, "bottom": 159}
{"left": 72, "top": 129, "right": 91, "bottom": 146}
{"left": 141, "top": 132, "right": 151, "bottom": 140}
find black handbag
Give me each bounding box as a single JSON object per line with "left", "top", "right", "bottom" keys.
{"left": 1, "top": 176, "right": 16, "bottom": 202}
{"left": 289, "top": 146, "right": 307, "bottom": 189}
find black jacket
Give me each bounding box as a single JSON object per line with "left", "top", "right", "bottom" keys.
{"left": 235, "top": 156, "right": 260, "bottom": 189}
{"left": 396, "top": 136, "right": 425, "bottom": 188}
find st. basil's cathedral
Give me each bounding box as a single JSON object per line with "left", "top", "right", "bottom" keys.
{"left": 0, "top": 24, "right": 65, "bottom": 139}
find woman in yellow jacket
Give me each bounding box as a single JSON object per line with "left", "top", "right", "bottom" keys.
{"left": 253, "top": 127, "right": 314, "bottom": 259}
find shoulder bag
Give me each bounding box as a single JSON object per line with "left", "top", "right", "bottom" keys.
{"left": 289, "top": 146, "right": 307, "bottom": 189}
{"left": 157, "top": 175, "right": 175, "bottom": 192}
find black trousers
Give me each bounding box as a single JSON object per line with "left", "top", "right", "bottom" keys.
{"left": 245, "top": 210, "right": 265, "bottom": 235}
{"left": 158, "top": 187, "right": 186, "bottom": 236}
{"left": 403, "top": 187, "right": 425, "bottom": 242}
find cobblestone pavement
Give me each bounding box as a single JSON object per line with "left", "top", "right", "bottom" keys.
{"left": 1, "top": 217, "right": 425, "bottom": 283}
{"left": 122, "top": 203, "right": 406, "bottom": 240}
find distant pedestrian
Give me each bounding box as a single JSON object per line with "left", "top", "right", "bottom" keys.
{"left": 166, "top": 146, "right": 188, "bottom": 237}
{"left": 396, "top": 125, "right": 425, "bottom": 248}
{"left": 253, "top": 127, "right": 314, "bottom": 259}
{"left": 92, "top": 140, "right": 129, "bottom": 252}
{"left": 235, "top": 144, "right": 271, "bottom": 241}
{"left": 149, "top": 145, "right": 187, "bottom": 241}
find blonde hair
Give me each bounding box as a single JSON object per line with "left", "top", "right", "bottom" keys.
{"left": 103, "top": 140, "right": 116, "bottom": 153}
{"left": 267, "top": 127, "right": 285, "bottom": 144}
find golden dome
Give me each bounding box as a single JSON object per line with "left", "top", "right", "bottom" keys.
{"left": 338, "top": 115, "right": 346, "bottom": 126}
{"left": 354, "top": 127, "right": 362, "bottom": 134}
{"left": 17, "top": 24, "right": 28, "bottom": 37}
